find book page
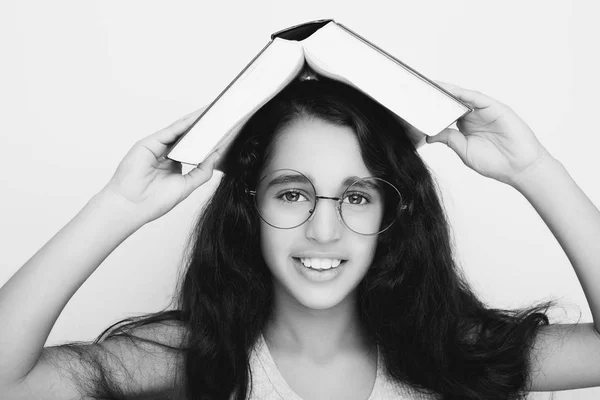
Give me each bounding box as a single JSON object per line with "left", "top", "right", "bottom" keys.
{"left": 302, "top": 22, "right": 469, "bottom": 136}
{"left": 167, "top": 39, "right": 305, "bottom": 166}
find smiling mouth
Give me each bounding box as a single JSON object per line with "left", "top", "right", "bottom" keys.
{"left": 292, "top": 257, "right": 347, "bottom": 271}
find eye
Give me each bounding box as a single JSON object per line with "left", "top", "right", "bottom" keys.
{"left": 343, "top": 192, "right": 370, "bottom": 205}
{"left": 277, "top": 190, "right": 309, "bottom": 203}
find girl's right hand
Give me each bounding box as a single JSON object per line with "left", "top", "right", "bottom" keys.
{"left": 100, "top": 107, "right": 220, "bottom": 225}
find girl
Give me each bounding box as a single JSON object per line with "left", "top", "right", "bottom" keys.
{"left": 1, "top": 76, "right": 599, "bottom": 400}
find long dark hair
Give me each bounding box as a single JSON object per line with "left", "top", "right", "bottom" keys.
{"left": 61, "top": 77, "right": 555, "bottom": 399}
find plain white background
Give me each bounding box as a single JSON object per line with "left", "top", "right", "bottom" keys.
{"left": 1, "top": 1, "right": 598, "bottom": 398}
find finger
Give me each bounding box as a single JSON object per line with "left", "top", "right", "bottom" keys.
{"left": 181, "top": 150, "right": 221, "bottom": 197}
{"left": 434, "top": 81, "right": 494, "bottom": 110}
{"left": 140, "top": 105, "right": 210, "bottom": 158}
{"left": 426, "top": 128, "right": 468, "bottom": 162}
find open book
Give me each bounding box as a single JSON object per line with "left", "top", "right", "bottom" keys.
{"left": 165, "top": 19, "right": 472, "bottom": 169}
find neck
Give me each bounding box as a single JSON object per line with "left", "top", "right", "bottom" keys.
{"left": 263, "top": 286, "right": 371, "bottom": 362}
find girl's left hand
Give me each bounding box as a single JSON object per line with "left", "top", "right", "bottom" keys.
{"left": 426, "top": 82, "right": 554, "bottom": 187}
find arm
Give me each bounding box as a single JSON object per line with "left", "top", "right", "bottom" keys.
{"left": 428, "top": 83, "right": 600, "bottom": 391}
{"left": 511, "top": 156, "right": 600, "bottom": 391}
{"left": 0, "top": 107, "right": 217, "bottom": 397}
{"left": 0, "top": 190, "right": 142, "bottom": 388}
{"left": 512, "top": 155, "right": 600, "bottom": 330}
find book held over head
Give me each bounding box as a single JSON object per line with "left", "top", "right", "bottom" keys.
{"left": 164, "top": 19, "right": 472, "bottom": 171}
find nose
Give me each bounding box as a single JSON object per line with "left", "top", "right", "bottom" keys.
{"left": 304, "top": 198, "right": 343, "bottom": 243}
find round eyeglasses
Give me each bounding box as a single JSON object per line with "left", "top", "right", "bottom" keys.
{"left": 245, "top": 169, "right": 406, "bottom": 235}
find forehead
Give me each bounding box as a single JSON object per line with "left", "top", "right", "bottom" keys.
{"left": 262, "top": 117, "right": 372, "bottom": 186}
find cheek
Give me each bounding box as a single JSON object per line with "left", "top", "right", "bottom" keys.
{"left": 259, "top": 227, "right": 274, "bottom": 265}
{"left": 353, "top": 237, "right": 378, "bottom": 269}
{"left": 259, "top": 224, "right": 291, "bottom": 270}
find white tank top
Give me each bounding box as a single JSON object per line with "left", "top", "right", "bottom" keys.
{"left": 245, "top": 334, "right": 439, "bottom": 399}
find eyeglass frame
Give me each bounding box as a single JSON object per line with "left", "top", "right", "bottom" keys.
{"left": 244, "top": 169, "right": 407, "bottom": 236}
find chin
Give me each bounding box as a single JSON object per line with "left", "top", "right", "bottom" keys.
{"left": 291, "top": 286, "right": 356, "bottom": 311}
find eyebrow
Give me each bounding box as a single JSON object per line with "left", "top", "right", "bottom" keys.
{"left": 265, "top": 174, "right": 312, "bottom": 188}
{"left": 264, "top": 173, "right": 381, "bottom": 191}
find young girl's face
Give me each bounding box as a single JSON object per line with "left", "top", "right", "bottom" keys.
{"left": 258, "top": 116, "right": 379, "bottom": 310}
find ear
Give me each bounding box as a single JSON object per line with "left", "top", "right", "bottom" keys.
{"left": 401, "top": 199, "right": 415, "bottom": 216}
{"left": 407, "top": 200, "right": 415, "bottom": 216}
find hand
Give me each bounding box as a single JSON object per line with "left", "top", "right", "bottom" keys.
{"left": 426, "top": 82, "right": 554, "bottom": 187}
{"left": 100, "top": 107, "right": 220, "bottom": 224}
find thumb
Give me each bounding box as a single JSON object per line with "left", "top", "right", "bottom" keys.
{"left": 426, "top": 128, "right": 468, "bottom": 162}
{"left": 181, "top": 150, "right": 221, "bottom": 197}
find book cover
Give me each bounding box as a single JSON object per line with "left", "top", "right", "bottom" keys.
{"left": 165, "top": 19, "right": 472, "bottom": 169}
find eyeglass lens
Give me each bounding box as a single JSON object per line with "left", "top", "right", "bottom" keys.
{"left": 254, "top": 169, "right": 401, "bottom": 235}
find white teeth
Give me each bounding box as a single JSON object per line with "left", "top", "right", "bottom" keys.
{"left": 299, "top": 258, "right": 343, "bottom": 270}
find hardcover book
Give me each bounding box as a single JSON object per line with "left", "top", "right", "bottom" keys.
{"left": 165, "top": 19, "right": 472, "bottom": 170}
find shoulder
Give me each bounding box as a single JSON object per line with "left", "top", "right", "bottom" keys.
{"left": 528, "top": 322, "right": 600, "bottom": 391}
{"left": 8, "top": 320, "right": 189, "bottom": 400}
